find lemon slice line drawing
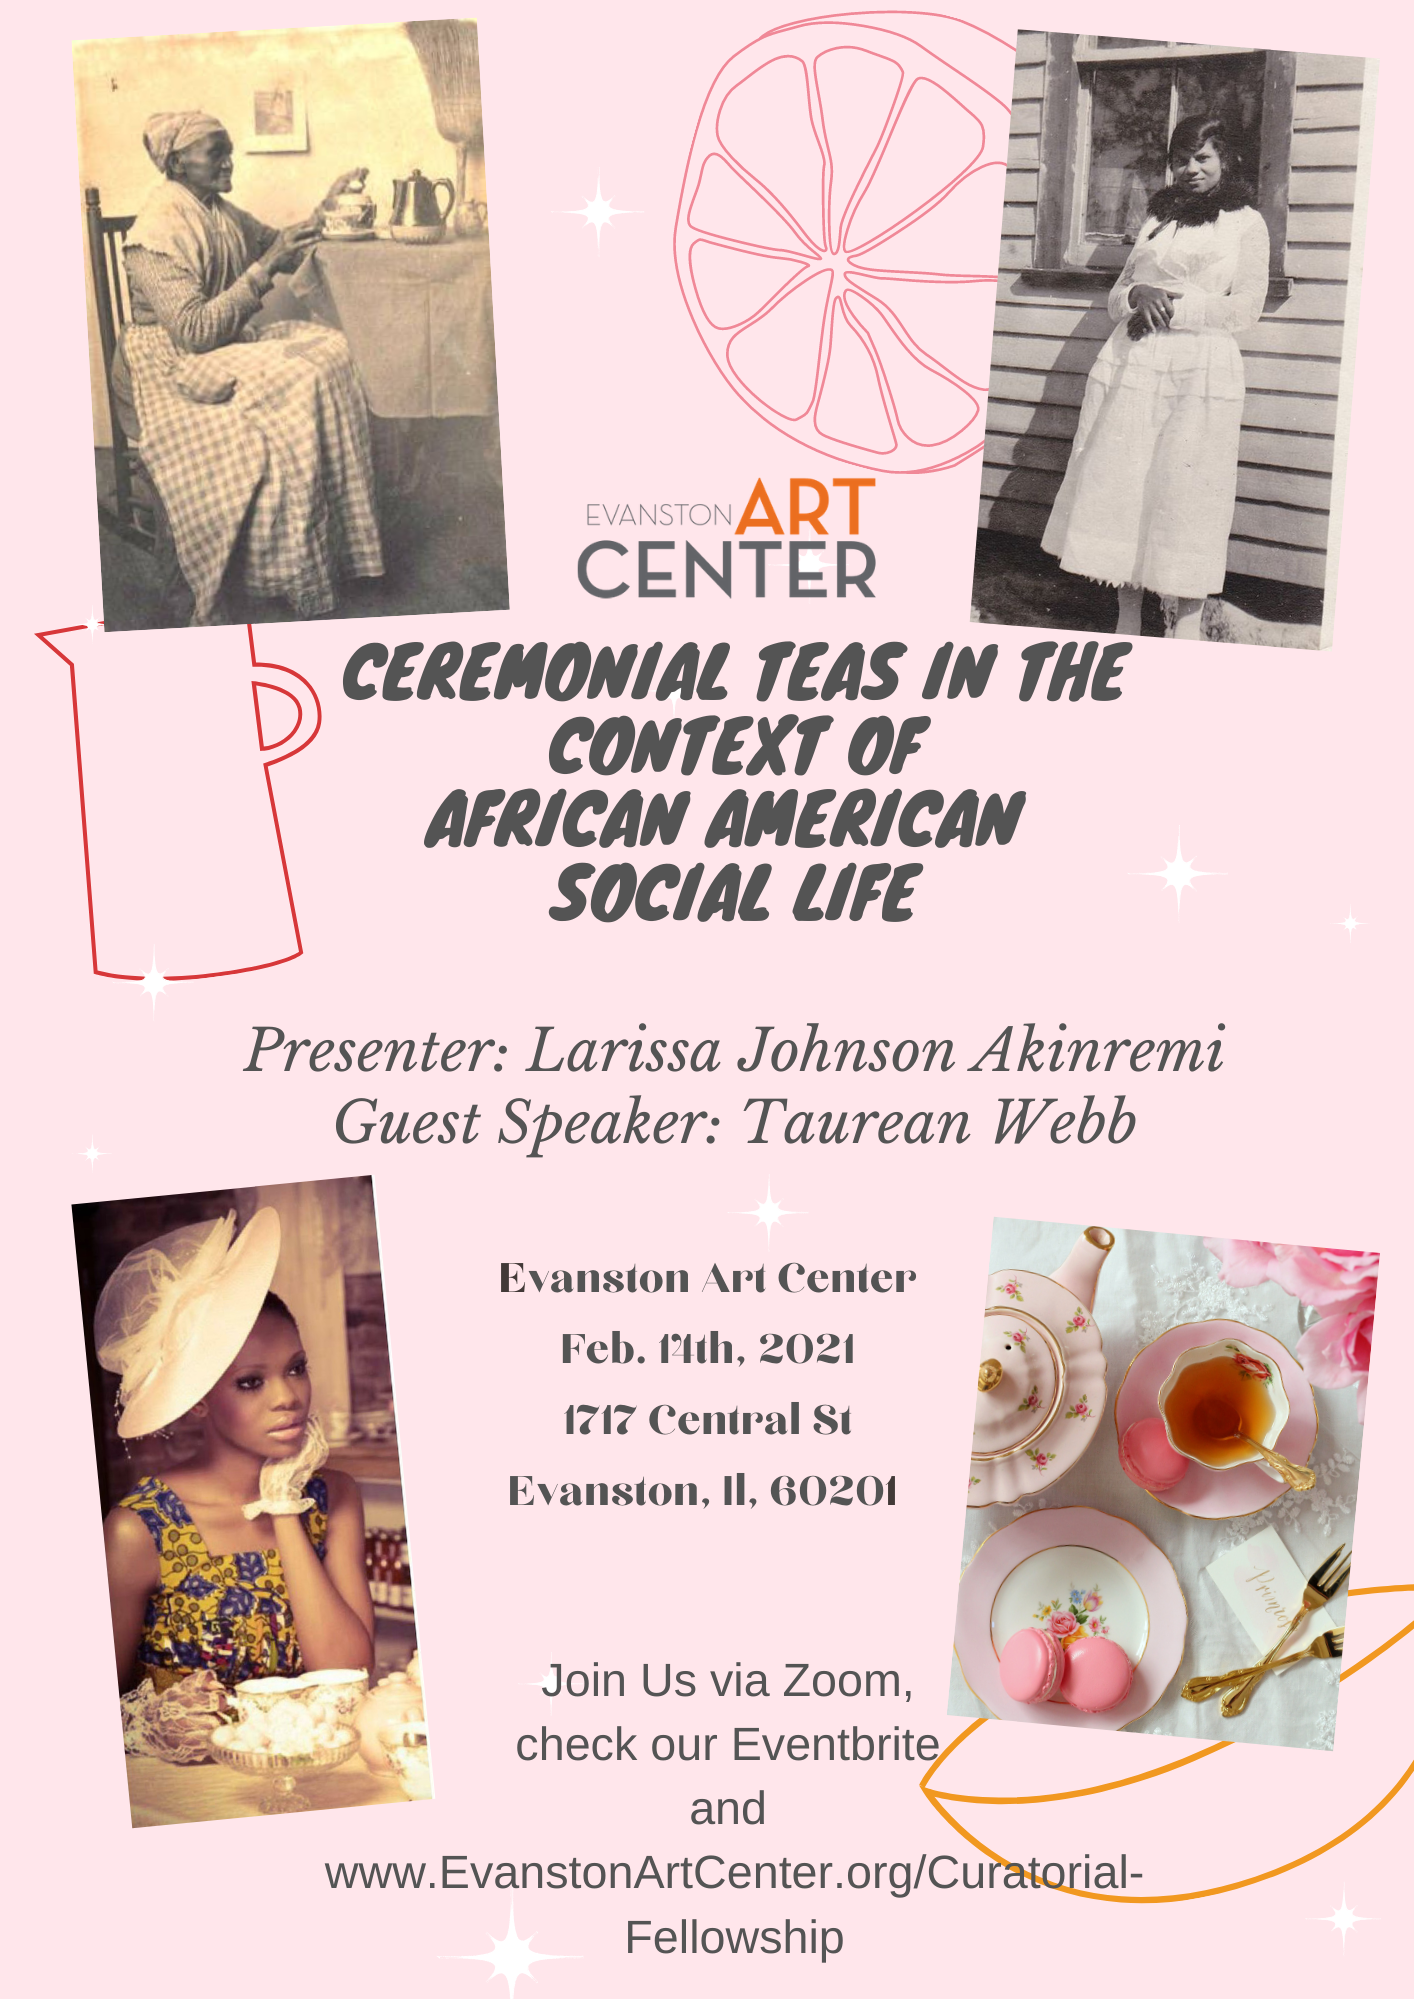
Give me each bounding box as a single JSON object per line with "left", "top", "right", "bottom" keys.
{"left": 674, "top": 14, "right": 1013, "bottom": 471}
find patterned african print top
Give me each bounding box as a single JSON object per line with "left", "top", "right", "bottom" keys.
{"left": 118, "top": 1473, "right": 329, "bottom": 1690}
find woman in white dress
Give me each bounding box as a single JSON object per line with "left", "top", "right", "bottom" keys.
{"left": 1041, "top": 115, "right": 1270, "bottom": 641}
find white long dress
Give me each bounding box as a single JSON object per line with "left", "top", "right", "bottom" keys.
{"left": 1041, "top": 206, "right": 1270, "bottom": 599}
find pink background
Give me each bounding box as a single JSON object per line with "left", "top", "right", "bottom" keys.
{"left": 9, "top": 2, "right": 1409, "bottom": 1996}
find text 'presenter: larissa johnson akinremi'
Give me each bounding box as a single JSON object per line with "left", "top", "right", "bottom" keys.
{"left": 98, "top": 1210, "right": 375, "bottom": 1753}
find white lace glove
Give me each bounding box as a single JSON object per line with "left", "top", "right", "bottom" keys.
{"left": 242, "top": 1414, "right": 329, "bottom": 1519}
{"left": 121, "top": 1670, "right": 227, "bottom": 1762}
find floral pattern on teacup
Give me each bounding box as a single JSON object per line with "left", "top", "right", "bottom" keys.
{"left": 1024, "top": 1445, "right": 1055, "bottom": 1471}
{"left": 1066, "top": 1309, "right": 1088, "bottom": 1333}
{"left": 1064, "top": 1397, "right": 1092, "bottom": 1421}
{"left": 996, "top": 1280, "right": 1024, "bottom": 1303}
{"left": 1226, "top": 1344, "right": 1272, "bottom": 1381}
{"left": 1017, "top": 1384, "right": 1042, "bottom": 1413}
{"left": 1033, "top": 1587, "right": 1110, "bottom": 1645}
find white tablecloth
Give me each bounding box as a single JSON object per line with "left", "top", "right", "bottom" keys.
{"left": 947, "top": 1220, "right": 1361, "bottom": 1750}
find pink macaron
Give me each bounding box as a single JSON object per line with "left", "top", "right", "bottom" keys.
{"left": 998, "top": 1625, "right": 1065, "bottom": 1704}
{"left": 1059, "top": 1634, "right": 1135, "bottom": 1713}
{"left": 1118, "top": 1416, "right": 1188, "bottom": 1492}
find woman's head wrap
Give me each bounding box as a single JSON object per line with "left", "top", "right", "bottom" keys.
{"left": 143, "top": 111, "right": 228, "bottom": 176}
{"left": 95, "top": 1208, "right": 282, "bottom": 1437}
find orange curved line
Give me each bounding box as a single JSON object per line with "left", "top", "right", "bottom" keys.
{"left": 929, "top": 1605, "right": 1414, "bottom": 1805}
{"left": 928, "top": 1724, "right": 1233, "bottom": 1804}
{"left": 1338, "top": 1614, "right": 1414, "bottom": 1679}
{"left": 923, "top": 1761, "right": 1413, "bottom": 1903}
{"left": 919, "top": 1584, "right": 1412, "bottom": 1901}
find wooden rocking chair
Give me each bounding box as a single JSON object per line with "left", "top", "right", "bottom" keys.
{"left": 84, "top": 185, "right": 159, "bottom": 551}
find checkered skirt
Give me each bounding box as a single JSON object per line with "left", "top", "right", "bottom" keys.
{"left": 121, "top": 320, "right": 383, "bottom": 622}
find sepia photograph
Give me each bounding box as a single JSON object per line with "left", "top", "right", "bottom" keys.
{"left": 973, "top": 35, "right": 1372, "bottom": 647}
{"left": 75, "top": 20, "right": 505, "bottom": 632}
{"left": 73, "top": 1176, "right": 429, "bottom": 1825}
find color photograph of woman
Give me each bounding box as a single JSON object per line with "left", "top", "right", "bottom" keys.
{"left": 972, "top": 34, "right": 1371, "bottom": 649}
{"left": 73, "top": 1178, "right": 429, "bottom": 1826}
{"left": 76, "top": 21, "right": 505, "bottom": 633}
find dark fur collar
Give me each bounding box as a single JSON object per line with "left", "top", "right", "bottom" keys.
{"left": 1148, "top": 181, "right": 1254, "bottom": 229}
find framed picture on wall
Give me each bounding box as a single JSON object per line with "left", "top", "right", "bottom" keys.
{"left": 247, "top": 80, "right": 307, "bottom": 151}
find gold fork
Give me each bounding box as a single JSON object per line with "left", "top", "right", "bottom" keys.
{"left": 1181, "top": 1626, "right": 1343, "bottom": 1702}
{"left": 1218, "top": 1544, "right": 1351, "bottom": 1719}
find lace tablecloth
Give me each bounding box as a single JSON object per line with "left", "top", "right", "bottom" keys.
{"left": 947, "top": 1220, "right": 1361, "bottom": 1751}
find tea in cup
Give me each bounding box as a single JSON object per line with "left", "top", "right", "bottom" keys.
{"left": 1157, "top": 1336, "right": 1290, "bottom": 1480}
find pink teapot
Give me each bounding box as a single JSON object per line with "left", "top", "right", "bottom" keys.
{"left": 974, "top": 1227, "right": 1113, "bottom": 1462}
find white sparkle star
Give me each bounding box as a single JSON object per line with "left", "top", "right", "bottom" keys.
{"left": 561, "top": 174, "right": 638, "bottom": 248}
{"left": 1139, "top": 831, "right": 1221, "bottom": 914}
{"left": 85, "top": 613, "right": 103, "bottom": 632}
{"left": 1318, "top": 1887, "right": 1367, "bottom": 1947}
{"left": 139, "top": 951, "right": 169, "bottom": 1012}
{"left": 443, "top": 1901, "right": 576, "bottom": 1997}
{"left": 738, "top": 1181, "right": 802, "bottom": 1245}
{"left": 1337, "top": 909, "right": 1365, "bottom": 940}
{"left": 527, "top": 1667, "right": 557, "bottom": 1691}
{"left": 79, "top": 1138, "right": 104, "bottom": 1169}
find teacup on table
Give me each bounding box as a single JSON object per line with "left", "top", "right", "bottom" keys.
{"left": 322, "top": 192, "right": 376, "bottom": 238}
{"left": 1157, "top": 1335, "right": 1291, "bottom": 1482}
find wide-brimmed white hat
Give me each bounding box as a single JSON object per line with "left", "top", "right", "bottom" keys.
{"left": 95, "top": 1208, "right": 282, "bottom": 1437}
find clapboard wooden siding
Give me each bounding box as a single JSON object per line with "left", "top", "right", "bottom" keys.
{"left": 979, "top": 36, "right": 1366, "bottom": 590}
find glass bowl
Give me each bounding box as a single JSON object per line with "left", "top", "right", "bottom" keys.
{"left": 209, "top": 1735, "right": 358, "bottom": 1813}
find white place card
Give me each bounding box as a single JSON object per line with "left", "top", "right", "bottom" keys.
{"left": 1204, "top": 1527, "right": 1337, "bottom": 1673}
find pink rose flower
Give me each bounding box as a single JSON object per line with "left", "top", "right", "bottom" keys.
{"left": 1206, "top": 1241, "right": 1379, "bottom": 1312}
{"left": 1267, "top": 1247, "right": 1378, "bottom": 1310}
{"left": 1233, "top": 1353, "right": 1271, "bottom": 1381}
{"left": 1209, "top": 1243, "right": 1378, "bottom": 1422}
{"left": 1204, "top": 1239, "right": 1282, "bottom": 1288}
{"left": 1049, "top": 1610, "right": 1078, "bottom": 1638}
{"left": 1297, "top": 1300, "right": 1374, "bottom": 1422}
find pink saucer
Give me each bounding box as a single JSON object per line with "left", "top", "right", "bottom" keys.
{"left": 1113, "top": 1320, "right": 1317, "bottom": 1519}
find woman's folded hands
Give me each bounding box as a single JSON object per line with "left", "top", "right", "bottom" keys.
{"left": 1127, "top": 283, "right": 1182, "bottom": 340}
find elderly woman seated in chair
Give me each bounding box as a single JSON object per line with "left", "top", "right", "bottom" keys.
{"left": 112, "top": 111, "right": 383, "bottom": 626}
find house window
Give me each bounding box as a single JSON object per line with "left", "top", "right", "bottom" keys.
{"left": 1027, "top": 35, "right": 1293, "bottom": 288}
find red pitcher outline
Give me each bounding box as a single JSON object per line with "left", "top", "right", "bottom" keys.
{"left": 37, "top": 621, "right": 321, "bottom": 981}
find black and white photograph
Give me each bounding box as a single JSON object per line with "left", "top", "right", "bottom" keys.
{"left": 76, "top": 20, "right": 505, "bottom": 632}
{"left": 973, "top": 34, "right": 1372, "bottom": 647}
